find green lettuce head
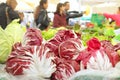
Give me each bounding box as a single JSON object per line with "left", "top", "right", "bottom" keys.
{"left": 0, "top": 19, "right": 26, "bottom": 63}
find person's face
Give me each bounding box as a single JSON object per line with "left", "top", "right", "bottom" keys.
{"left": 43, "top": 1, "right": 48, "bottom": 9}
{"left": 11, "top": 0, "right": 17, "bottom": 10}
{"left": 65, "top": 3, "right": 70, "bottom": 11}
{"left": 60, "top": 6, "right": 65, "bottom": 12}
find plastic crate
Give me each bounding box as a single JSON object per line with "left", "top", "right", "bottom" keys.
{"left": 91, "top": 14, "right": 105, "bottom": 26}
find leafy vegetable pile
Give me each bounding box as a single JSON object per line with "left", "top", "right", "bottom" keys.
{"left": 0, "top": 19, "right": 120, "bottom": 80}
{"left": 6, "top": 28, "right": 56, "bottom": 80}
{"left": 82, "top": 26, "right": 120, "bottom": 46}
{"left": 4, "top": 28, "right": 85, "bottom": 80}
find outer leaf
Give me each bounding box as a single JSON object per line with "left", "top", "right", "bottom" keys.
{"left": 23, "top": 46, "right": 56, "bottom": 80}
{"left": 51, "top": 58, "right": 75, "bottom": 80}
{"left": 58, "top": 38, "right": 84, "bottom": 60}
{"left": 22, "top": 28, "right": 43, "bottom": 46}
{"left": 0, "top": 27, "right": 12, "bottom": 63}
{"left": 87, "top": 50, "right": 112, "bottom": 70}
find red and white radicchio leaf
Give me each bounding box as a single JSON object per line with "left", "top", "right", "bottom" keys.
{"left": 58, "top": 38, "right": 84, "bottom": 60}
{"left": 114, "top": 43, "right": 120, "bottom": 51}
{"left": 5, "top": 42, "right": 31, "bottom": 75}
{"left": 76, "top": 38, "right": 102, "bottom": 69}
{"left": 22, "top": 28, "right": 43, "bottom": 46}
{"left": 23, "top": 46, "right": 56, "bottom": 80}
{"left": 77, "top": 49, "right": 113, "bottom": 70}
{"left": 46, "top": 30, "right": 79, "bottom": 56}
{"left": 6, "top": 42, "right": 56, "bottom": 78}
{"left": 51, "top": 58, "right": 75, "bottom": 80}
{"left": 101, "top": 40, "right": 120, "bottom": 67}
{"left": 86, "top": 50, "right": 113, "bottom": 70}
{"left": 76, "top": 38, "right": 113, "bottom": 70}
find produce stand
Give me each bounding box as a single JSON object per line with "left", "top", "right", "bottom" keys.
{"left": 0, "top": 20, "right": 120, "bottom": 80}
{"left": 1, "top": 0, "right": 120, "bottom": 80}
{"left": 0, "top": 25, "right": 120, "bottom": 80}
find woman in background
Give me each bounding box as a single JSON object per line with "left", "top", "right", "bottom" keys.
{"left": 53, "top": 3, "right": 67, "bottom": 28}
{"left": 0, "top": 0, "right": 21, "bottom": 29}
{"left": 103, "top": 7, "right": 120, "bottom": 27}
{"left": 34, "top": 0, "right": 50, "bottom": 30}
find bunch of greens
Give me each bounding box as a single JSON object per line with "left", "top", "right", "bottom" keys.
{"left": 42, "top": 27, "right": 66, "bottom": 40}
{"left": 81, "top": 26, "right": 115, "bottom": 46}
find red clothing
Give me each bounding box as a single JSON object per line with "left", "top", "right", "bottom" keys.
{"left": 104, "top": 13, "right": 120, "bottom": 27}
{"left": 53, "top": 12, "right": 67, "bottom": 27}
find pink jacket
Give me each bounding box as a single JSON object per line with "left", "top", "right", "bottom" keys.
{"left": 53, "top": 12, "right": 67, "bottom": 28}
{"left": 104, "top": 13, "right": 120, "bottom": 27}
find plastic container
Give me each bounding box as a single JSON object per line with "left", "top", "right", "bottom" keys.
{"left": 91, "top": 14, "right": 105, "bottom": 26}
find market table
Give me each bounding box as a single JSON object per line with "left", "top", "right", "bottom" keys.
{"left": 1, "top": 64, "right": 120, "bottom": 80}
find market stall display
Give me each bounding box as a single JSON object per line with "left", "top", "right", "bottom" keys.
{"left": 0, "top": 22, "right": 120, "bottom": 80}
{"left": 0, "top": 0, "right": 120, "bottom": 80}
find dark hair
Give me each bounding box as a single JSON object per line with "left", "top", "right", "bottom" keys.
{"left": 34, "top": 0, "right": 48, "bottom": 20}
{"left": 64, "top": 1, "right": 69, "bottom": 6}
{"left": 39, "top": 0, "right": 48, "bottom": 10}
{"left": 56, "top": 3, "right": 64, "bottom": 14}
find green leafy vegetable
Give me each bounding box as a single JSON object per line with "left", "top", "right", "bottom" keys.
{"left": 112, "top": 34, "right": 120, "bottom": 45}
{"left": 0, "top": 27, "right": 12, "bottom": 63}
{"left": 73, "top": 24, "right": 81, "bottom": 33}
{"left": 0, "top": 19, "right": 26, "bottom": 63}
{"left": 42, "top": 27, "right": 66, "bottom": 40}
{"left": 104, "top": 28, "right": 115, "bottom": 37}
{"left": 114, "top": 34, "right": 120, "bottom": 41}
{"left": 42, "top": 29, "right": 57, "bottom": 40}
{"left": 5, "top": 19, "right": 25, "bottom": 44}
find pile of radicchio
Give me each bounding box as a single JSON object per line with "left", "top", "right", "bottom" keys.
{"left": 6, "top": 28, "right": 120, "bottom": 80}
{"left": 46, "top": 30, "right": 84, "bottom": 80}
{"left": 5, "top": 28, "right": 56, "bottom": 80}
{"left": 5, "top": 29, "right": 84, "bottom": 80}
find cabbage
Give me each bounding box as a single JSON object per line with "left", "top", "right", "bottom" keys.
{"left": 5, "top": 19, "right": 25, "bottom": 44}
{"left": 0, "top": 20, "right": 26, "bottom": 63}
{"left": 0, "top": 27, "right": 12, "bottom": 63}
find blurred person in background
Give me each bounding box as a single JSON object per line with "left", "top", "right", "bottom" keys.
{"left": 0, "top": 0, "right": 23, "bottom": 29}
{"left": 34, "top": 0, "right": 50, "bottom": 30}
{"left": 117, "top": 7, "right": 120, "bottom": 14}
{"left": 64, "top": 1, "right": 84, "bottom": 24}
{"left": 53, "top": 3, "right": 67, "bottom": 28}
{"left": 102, "top": 7, "right": 120, "bottom": 27}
